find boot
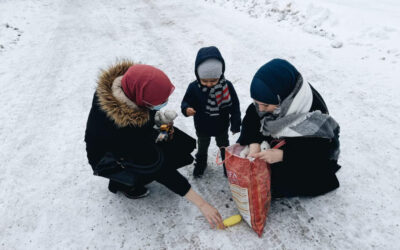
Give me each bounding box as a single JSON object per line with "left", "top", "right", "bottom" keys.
{"left": 108, "top": 180, "right": 150, "bottom": 199}
{"left": 193, "top": 154, "right": 207, "bottom": 178}
{"left": 220, "top": 148, "right": 227, "bottom": 177}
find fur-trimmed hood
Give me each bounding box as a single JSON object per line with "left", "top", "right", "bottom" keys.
{"left": 96, "top": 60, "right": 150, "bottom": 127}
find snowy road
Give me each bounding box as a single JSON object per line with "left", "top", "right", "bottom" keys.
{"left": 1, "top": 0, "right": 399, "bottom": 249}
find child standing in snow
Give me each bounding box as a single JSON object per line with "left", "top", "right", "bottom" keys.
{"left": 181, "top": 46, "right": 241, "bottom": 178}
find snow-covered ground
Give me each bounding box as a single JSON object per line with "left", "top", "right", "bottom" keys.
{"left": 1, "top": 0, "right": 399, "bottom": 249}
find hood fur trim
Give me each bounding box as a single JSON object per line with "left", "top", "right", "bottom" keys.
{"left": 96, "top": 60, "right": 150, "bottom": 127}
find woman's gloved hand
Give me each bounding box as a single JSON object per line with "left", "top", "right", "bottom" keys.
{"left": 155, "top": 110, "right": 178, "bottom": 128}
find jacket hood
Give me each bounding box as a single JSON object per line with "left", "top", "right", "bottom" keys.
{"left": 96, "top": 60, "right": 150, "bottom": 128}
{"left": 194, "top": 46, "right": 225, "bottom": 81}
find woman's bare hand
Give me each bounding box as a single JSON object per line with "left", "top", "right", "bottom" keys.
{"left": 199, "top": 203, "right": 224, "bottom": 229}
{"left": 253, "top": 149, "right": 283, "bottom": 164}
{"left": 247, "top": 143, "right": 261, "bottom": 158}
{"left": 184, "top": 188, "right": 224, "bottom": 229}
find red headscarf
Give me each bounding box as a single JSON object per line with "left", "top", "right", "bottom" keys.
{"left": 121, "top": 65, "right": 175, "bottom": 107}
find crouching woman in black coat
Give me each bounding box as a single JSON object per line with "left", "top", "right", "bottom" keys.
{"left": 85, "top": 61, "right": 223, "bottom": 228}
{"left": 238, "top": 59, "right": 341, "bottom": 197}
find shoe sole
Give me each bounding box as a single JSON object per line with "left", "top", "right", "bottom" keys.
{"left": 124, "top": 190, "right": 150, "bottom": 199}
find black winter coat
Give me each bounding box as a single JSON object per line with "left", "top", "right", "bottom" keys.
{"left": 84, "top": 61, "right": 195, "bottom": 196}
{"left": 238, "top": 86, "right": 340, "bottom": 197}
{"left": 181, "top": 46, "right": 241, "bottom": 136}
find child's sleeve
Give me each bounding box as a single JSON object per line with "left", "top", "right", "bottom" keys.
{"left": 228, "top": 81, "right": 242, "bottom": 133}
{"left": 181, "top": 84, "right": 194, "bottom": 117}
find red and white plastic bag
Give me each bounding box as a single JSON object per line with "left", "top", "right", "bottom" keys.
{"left": 217, "top": 141, "right": 285, "bottom": 237}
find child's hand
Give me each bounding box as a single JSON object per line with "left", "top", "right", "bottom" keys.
{"left": 186, "top": 107, "right": 196, "bottom": 116}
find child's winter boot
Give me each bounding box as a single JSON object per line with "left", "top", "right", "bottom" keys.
{"left": 193, "top": 154, "right": 207, "bottom": 178}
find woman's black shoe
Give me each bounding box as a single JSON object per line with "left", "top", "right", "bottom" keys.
{"left": 123, "top": 186, "right": 150, "bottom": 199}
{"left": 108, "top": 181, "right": 150, "bottom": 199}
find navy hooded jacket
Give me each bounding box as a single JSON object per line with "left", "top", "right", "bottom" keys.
{"left": 181, "top": 46, "right": 241, "bottom": 136}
